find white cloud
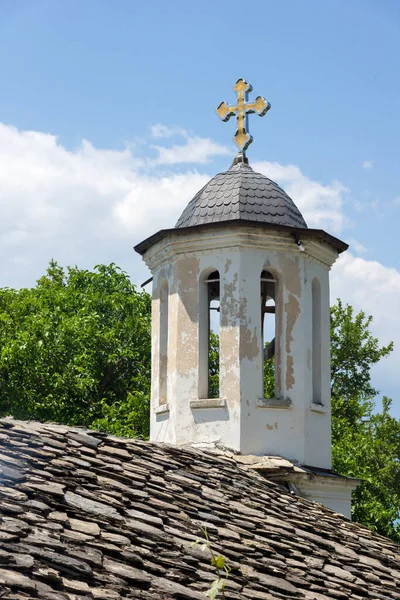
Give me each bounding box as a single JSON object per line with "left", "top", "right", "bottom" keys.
{"left": 250, "top": 163, "right": 400, "bottom": 393}
{"left": 362, "top": 160, "right": 373, "bottom": 169}
{"left": 1, "top": 121, "right": 399, "bottom": 404}
{"left": 331, "top": 253, "right": 400, "bottom": 392}
{"left": 347, "top": 239, "right": 367, "bottom": 254}
{"left": 253, "top": 161, "right": 349, "bottom": 234}
{"left": 0, "top": 123, "right": 209, "bottom": 289}
{"left": 150, "top": 124, "right": 188, "bottom": 139}
{"left": 152, "top": 136, "right": 231, "bottom": 165}
{"left": 149, "top": 124, "right": 231, "bottom": 165}
{"left": 113, "top": 170, "right": 208, "bottom": 230}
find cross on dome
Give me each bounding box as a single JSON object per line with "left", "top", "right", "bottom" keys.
{"left": 216, "top": 78, "right": 271, "bottom": 151}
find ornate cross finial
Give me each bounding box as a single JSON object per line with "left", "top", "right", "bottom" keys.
{"left": 216, "top": 79, "right": 271, "bottom": 151}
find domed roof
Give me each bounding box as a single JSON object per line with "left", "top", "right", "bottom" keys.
{"left": 175, "top": 154, "right": 307, "bottom": 229}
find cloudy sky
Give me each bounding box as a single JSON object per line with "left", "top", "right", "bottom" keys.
{"left": 1, "top": 0, "right": 400, "bottom": 414}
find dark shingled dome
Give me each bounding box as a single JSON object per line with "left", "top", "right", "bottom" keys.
{"left": 175, "top": 153, "right": 307, "bottom": 229}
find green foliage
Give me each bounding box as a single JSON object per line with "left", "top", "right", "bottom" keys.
{"left": 333, "top": 396, "right": 400, "bottom": 541}
{"left": 330, "top": 299, "right": 393, "bottom": 424}
{"left": 1, "top": 262, "right": 399, "bottom": 542}
{"left": 0, "top": 261, "right": 151, "bottom": 438}
{"left": 193, "top": 528, "right": 231, "bottom": 599}
{"left": 264, "top": 353, "right": 275, "bottom": 399}
{"left": 209, "top": 331, "right": 220, "bottom": 399}
{"left": 329, "top": 300, "right": 399, "bottom": 541}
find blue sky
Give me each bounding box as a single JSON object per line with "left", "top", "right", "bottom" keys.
{"left": 0, "top": 0, "right": 399, "bottom": 413}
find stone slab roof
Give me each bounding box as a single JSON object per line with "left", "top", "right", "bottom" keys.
{"left": 175, "top": 157, "right": 308, "bottom": 230}
{"left": 0, "top": 418, "right": 399, "bottom": 600}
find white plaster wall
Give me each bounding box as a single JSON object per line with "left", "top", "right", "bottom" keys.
{"left": 304, "top": 263, "right": 332, "bottom": 468}
{"left": 297, "top": 476, "right": 358, "bottom": 520}
{"left": 144, "top": 226, "right": 338, "bottom": 468}
{"left": 149, "top": 246, "right": 243, "bottom": 449}
{"left": 235, "top": 248, "right": 332, "bottom": 468}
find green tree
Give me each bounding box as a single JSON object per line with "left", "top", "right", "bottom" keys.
{"left": 1, "top": 263, "right": 399, "bottom": 541}
{"left": 330, "top": 299, "right": 393, "bottom": 424}
{"left": 208, "top": 331, "right": 220, "bottom": 399}
{"left": 330, "top": 300, "right": 399, "bottom": 542}
{"left": 333, "top": 396, "right": 400, "bottom": 541}
{"left": 264, "top": 354, "right": 275, "bottom": 399}
{"left": 0, "top": 261, "right": 151, "bottom": 438}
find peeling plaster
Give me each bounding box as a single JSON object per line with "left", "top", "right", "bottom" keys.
{"left": 285, "top": 294, "right": 300, "bottom": 353}
{"left": 266, "top": 422, "right": 279, "bottom": 430}
{"left": 238, "top": 296, "right": 248, "bottom": 322}
{"left": 240, "top": 326, "right": 259, "bottom": 361}
{"left": 286, "top": 355, "right": 295, "bottom": 390}
{"left": 221, "top": 273, "right": 239, "bottom": 328}
{"left": 220, "top": 327, "right": 240, "bottom": 402}
{"left": 274, "top": 276, "right": 283, "bottom": 398}
{"left": 171, "top": 258, "right": 200, "bottom": 392}
{"left": 281, "top": 255, "right": 301, "bottom": 297}
{"left": 175, "top": 257, "right": 200, "bottom": 322}
{"left": 145, "top": 227, "right": 335, "bottom": 472}
{"left": 285, "top": 294, "right": 300, "bottom": 390}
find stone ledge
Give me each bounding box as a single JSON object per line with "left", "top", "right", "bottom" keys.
{"left": 190, "top": 398, "right": 227, "bottom": 409}
{"left": 256, "top": 398, "right": 292, "bottom": 409}
{"left": 154, "top": 403, "right": 170, "bottom": 415}
{"left": 310, "top": 402, "right": 327, "bottom": 414}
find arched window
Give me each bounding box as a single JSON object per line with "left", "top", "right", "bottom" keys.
{"left": 159, "top": 281, "right": 169, "bottom": 405}
{"left": 312, "top": 278, "right": 322, "bottom": 404}
{"left": 261, "top": 270, "right": 277, "bottom": 399}
{"left": 199, "top": 270, "right": 220, "bottom": 399}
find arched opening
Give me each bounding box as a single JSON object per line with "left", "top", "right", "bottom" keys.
{"left": 312, "top": 277, "right": 322, "bottom": 404}
{"left": 159, "top": 281, "right": 169, "bottom": 406}
{"left": 261, "top": 270, "right": 277, "bottom": 399}
{"left": 199, "top": 270, "right": 220, "bottom": 399}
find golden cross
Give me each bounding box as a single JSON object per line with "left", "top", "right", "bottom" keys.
{"left": 216, "top": 79, "right": 271, "bottom": 151}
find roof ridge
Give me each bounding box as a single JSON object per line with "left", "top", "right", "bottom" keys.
{"left": 0, "top": 417, "right": 399, "bottom": 599}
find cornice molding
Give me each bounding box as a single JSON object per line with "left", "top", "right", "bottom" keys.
{"left": 143, "top": 226, "right": 339, "bottom": 271}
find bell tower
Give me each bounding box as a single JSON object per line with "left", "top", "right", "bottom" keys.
{"left": 135, "top": 79, "right": 358, "bottom": 518}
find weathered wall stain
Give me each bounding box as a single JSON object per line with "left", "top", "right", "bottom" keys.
{"left": 266, "top": 422, "right": 279, "bottom": 430}
{"left": 175, "top": 257, "right": 200, "bottom": 322}
{"left": 221, "top": 272, "right": 238, "bottom": 327}
{"left": 170, "top": 257, "right": 200, "bottom": 382}
{"left": 144, "top": 226, "right": 336, "bottom": 473}
{"left": 273, "top": 272, "right": 283, "bottom": 399}
{"left": 240, "top": 326, "right": 259, "bottom": 361}
{"left": 285, "top": 293, "right": 300, "bottom": 390}
{"left": 238, "top": 295, "right": 249, "bottom": 321}
{"left": 286, "top": 355, "right": 295, "bottom": 390}
{"left": 285, "top": 294, "right": 300, "bottom": 353}
{"left": 280, "top": 255, "right": 301, "bottom": 297}
{"left": 220, "top": 327, "right": 240, "bottom": 402}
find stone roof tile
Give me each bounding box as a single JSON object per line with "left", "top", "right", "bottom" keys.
{"left": 0, "top": 418, "right": 399, "bottom": 599}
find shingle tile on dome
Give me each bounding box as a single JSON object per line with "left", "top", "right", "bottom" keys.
{"left": 176, "top": 154, "right": 307, "bottom": 230}
{"left": 0, "top": 418, "right": 399, "bottom": 600}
